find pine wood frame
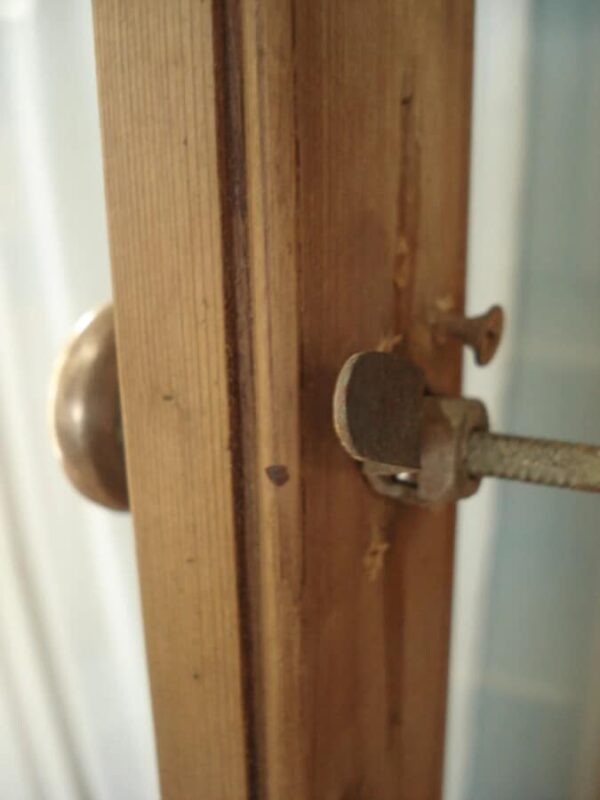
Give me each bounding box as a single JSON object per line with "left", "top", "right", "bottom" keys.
{"left": 93, "top": 2, "right": 474, "bottom": 797}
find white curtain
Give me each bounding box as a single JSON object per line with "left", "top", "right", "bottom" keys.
{"left": 0, "top": 1, "right": 158, "bottom": 797}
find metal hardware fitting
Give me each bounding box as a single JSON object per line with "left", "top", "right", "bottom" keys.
{"left": 333, "top": 351, "right": 600, "bottom": 506}
{"left": 50, "top": 304, "right": 129, "bottom": 511}
{"left": 433, "top": 304, "right": 504, "bottom": 366}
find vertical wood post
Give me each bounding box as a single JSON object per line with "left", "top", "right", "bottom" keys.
{"left": 93, "top": 2, "right": 474, "bottom": 797}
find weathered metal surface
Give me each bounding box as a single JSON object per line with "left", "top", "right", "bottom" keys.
{"left": 333, "top": 348, "right": 600, "bottom": 506}
{"left": 467, "top": 432, "right": 600, "bottom": 493}
{"left": 366, "top": 396, "right": 489, "bottom": 505}
{"left": 433, "top": 304, "right": 504, "bottom": 366}
{"left": 333, "top": 351, "right": 425, "bottom": 470}
{"left": 50, "top": 304, "right": 128, "bottom": 510}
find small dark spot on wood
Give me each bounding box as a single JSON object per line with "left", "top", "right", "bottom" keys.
{"left": 193, "top": 672, "right": 200, "bottom": 681}
{"left": 182, "top": 136, "right": 188, "bottom": 147}
{"left": 186, "top": 557, "right": 196, "bottom": 564}
{"left": 401, "top": 93, "right": 413, "bottom": 106}
{"left": 338, "top": 779, "right": 365, "bottom": 800}
{"left": 162, "top": 393, "right": 174, "bottom": 402}
{"left": 265, "top": 464, "right": 289, "bottom": 487}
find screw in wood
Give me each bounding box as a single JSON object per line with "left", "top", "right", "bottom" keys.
{"left": 434, "top": 304, "right": 504, "bottom": 365}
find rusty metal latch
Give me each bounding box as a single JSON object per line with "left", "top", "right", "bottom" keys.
{"left": 333, "top": 349, "right": 600, "bottom": 507}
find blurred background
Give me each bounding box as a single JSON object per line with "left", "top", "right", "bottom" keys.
{"left": 0, "top": 1, "right": 158, "bottom": 798}
{"left": 1, "top": 0, "right": 599, "bottom": 798}
{"left": 445, "top": 2, "right": 600, "bottom": 799}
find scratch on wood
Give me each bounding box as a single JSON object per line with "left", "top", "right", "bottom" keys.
{"left": 376, "top": 332, "right": 404, "bottom": 353}
{"left": 364, "top": 525, "right": 390, "bottom": 582}
{"left": 394, "top": 68, "right": 420, "bottom": 323}
{"left": 435, "top": 294, "right": 455, "bottom": 313}
{"left": 394, "top": 236, "right": 410, "bottom": 289}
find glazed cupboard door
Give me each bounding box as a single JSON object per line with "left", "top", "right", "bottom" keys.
{"left": 92, "top": 1, "right": 474, "bottom": 798}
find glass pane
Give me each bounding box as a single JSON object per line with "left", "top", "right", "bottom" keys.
{"left": 446, "top": 2, "right": 600, "bottom": 798}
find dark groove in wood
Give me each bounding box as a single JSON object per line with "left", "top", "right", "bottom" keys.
{"left": 212, "top": 1, "right": 261, "bottom": 796}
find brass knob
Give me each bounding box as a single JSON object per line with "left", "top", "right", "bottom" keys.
{"left": 50, "top": 304, "right": 128, "bottom": 510}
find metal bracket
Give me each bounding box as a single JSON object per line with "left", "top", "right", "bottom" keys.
{"left": 333, "top": 351, "right": 600, "bottom": 506}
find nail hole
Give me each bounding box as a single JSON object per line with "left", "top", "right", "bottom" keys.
{"left": 265, "top": 464, "right": 289, "bottom": 486}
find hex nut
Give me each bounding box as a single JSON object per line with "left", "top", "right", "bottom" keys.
{"left": 365, "top": 396, "right": 489, "bottom": 506}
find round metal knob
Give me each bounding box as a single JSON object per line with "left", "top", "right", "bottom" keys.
{"left": 50, "top": 304, "right": 128, "bottom": 510}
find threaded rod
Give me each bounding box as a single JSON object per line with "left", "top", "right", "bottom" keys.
{"left": 466, "top": 432, "right": 600, "bottom": 493}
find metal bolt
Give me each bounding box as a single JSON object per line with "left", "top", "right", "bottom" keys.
{"left": 434, "top": 304, "right": 504, "bottom": 365}
{"left": 466, "top": 431, "right": 600, "bottom": 494}
{"left": 333, "top": 350, "right": 600, "bottom": 506}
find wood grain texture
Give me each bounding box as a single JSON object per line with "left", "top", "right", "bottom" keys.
{"left": 92, "top": 3, "right": 250, "bottom": 798}
{"left": 239, "top": 1, "right": 475, "bottom": 798}
{"left": 93, "top": 1, "right": 474, "bottom": 798}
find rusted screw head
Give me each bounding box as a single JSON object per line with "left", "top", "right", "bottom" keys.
{"left": 435, "top": 304, "right": 504, "bottom": 366}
